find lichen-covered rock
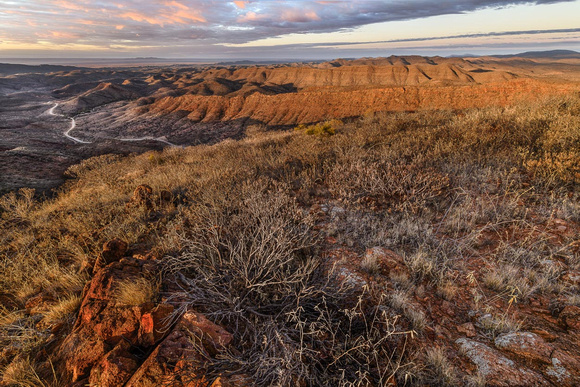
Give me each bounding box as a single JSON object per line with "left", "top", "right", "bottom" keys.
{"left": 456, "top": 338, "right": 549, "bottom": 386}
{"left": 494, "top": 332, "right": 553, "bottom": 364}
{"left": 544, "top": 349, "right": 580, "bottom": 386}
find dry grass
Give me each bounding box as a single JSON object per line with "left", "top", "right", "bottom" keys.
{"left": 387, "top": 290, "right": 427, "bottom": 332}
{"left": 477, "top": 312, "right": 523, "bottom": 339}
{"left": 1, "top": 358, "right": 44, "bottom": 387}
{"left": 0, "top": 356, "right": 61, "bottom": 387}
{"left": 41, "top": 295, "right": 82, "bottom": 327}
{"left": 421, "top": 347, "right": 458, "bottom": 386}
{"left": 114, "top": 276, "right": 160, "bottom": 307}
{"left": 360, "top": 252, "right": 382, "bottom": 275}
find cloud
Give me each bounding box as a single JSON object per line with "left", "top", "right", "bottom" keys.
{"left": 233, "top": 1, "right": 250, "bottom": 9}
{"left": 0, "top": 0, "right": 576, "bottom": 55}
{"left": 303, "top": 27, "right": 580, "bottom": 48}
{"left": 280, "top": 9, "right": 320, "bottom": 23}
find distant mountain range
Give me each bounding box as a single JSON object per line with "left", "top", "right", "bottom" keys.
{"left": 0, "top": 63, "right": 80, "bottom": 75}
{"left": 490, "top": 50, "right": 580, "bottom": 59}
{"left": 1, "top": 50, "right": 579, "bottom": 75}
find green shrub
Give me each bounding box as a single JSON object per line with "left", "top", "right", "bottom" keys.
{"left": 294, "top": 119, "right": 341, "bottom": 137}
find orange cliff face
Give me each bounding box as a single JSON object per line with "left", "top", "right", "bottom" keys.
{"left": 133, "top": 56, "right": 580, "bottom": 128}
{"left": 145, "top": 79, "right": 578, "bottom": 127}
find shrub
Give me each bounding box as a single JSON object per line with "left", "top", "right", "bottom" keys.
{"left": 163, "top": 182, "right": 409, "bottom": 385}
{"left": 294, "top": 119, "right": 341, "bottom": 137}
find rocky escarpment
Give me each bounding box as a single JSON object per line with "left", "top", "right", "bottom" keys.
{"left": 77, "top": 57, "right": 580, "bottom": 143}
{"left": 143, "top": 79, "right": 576, "bottom": 127}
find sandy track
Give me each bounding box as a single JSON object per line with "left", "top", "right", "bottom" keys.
{"left": 47, "top": 103, "right": 91, "bottom": 144}
{"left": 47, "top": 103, "right": 179, "bottom": 147}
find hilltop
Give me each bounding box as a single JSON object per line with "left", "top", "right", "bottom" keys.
{"left": 1, "top": 54, "right": 580, "bottom": 384}
{"left": 1, "top": 91, "right": 579, "bottom": 385}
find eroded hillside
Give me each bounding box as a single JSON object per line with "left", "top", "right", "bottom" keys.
{"left": 73, "top": 56, "right": 580, "bottom": 142}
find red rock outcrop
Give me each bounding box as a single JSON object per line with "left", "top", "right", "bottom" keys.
{"left": 59, "top": 257, "right": 165, "bottom": 383}
{"left": 125, "top": 311, "right": 233, "bottom": 386}
{"left": 57, "top": 249, "right": 238, "bottom": 386}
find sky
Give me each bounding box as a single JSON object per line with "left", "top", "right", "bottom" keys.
{"left": 0, "top": 0, "right": 579, "bottom": 60}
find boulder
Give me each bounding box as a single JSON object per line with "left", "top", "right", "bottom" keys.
{"left": 127, "top": 184, "right": 154, "bottom": 211}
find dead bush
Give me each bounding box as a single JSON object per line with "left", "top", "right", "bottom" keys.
{"left": 164, "top": 181, "right": 410, "bottom": 385}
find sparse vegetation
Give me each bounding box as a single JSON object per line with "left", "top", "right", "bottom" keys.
{"left": 1, "top": 94, "right": 580, "bottom": 384}
{"left": 360, "top": 251, "right": 382, "bottom": 275}
{"left": 477, "top": 312, "right": 523, "bottom": 339}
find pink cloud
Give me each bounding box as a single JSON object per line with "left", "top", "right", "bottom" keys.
{"left": 233, "top": 1, "right": 249, "bottom": 9}
{"left": 162, "top": 1, "right": 189, "bottom": 11}
{"left": 280, "top": 9, "right": 320, "bottom": 23}
{"left": 54, "top": 0, "right": 88, "bottom": 12}
{"left": 36, "top": 31, "right": 80, "bottom": 40}
{"left": 119, "top": 3, "right": 206, "bottom": 26}
{"left": 162, "top": 8, "right": 207, "bottom": 24}
{"left": 119, "top": 11, "right": 164, "bottom": 26}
